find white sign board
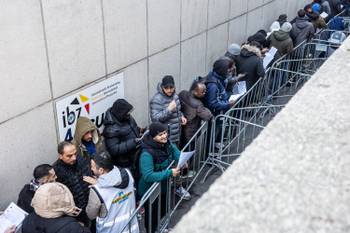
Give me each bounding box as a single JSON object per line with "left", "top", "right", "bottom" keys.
{"left": 55, "top": 73, "right": 124, "bottom": 141}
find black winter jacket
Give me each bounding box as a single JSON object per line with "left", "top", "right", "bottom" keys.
{"left": 103, "top": 108, "right": 140, "bottom": 168}
{"left": 17, "top": 184, "right": 35, "bottom": 214}
{"left": 327, "top": 0, "right": 342, "bottom": 16}
{"left": 22, "top": 213, "right": 91, "bottom": 233}
{"left": 236, "top": 44, "right": 265, "bottom": 91}
{"left": 52, "top": 156, "right": 92, "bottom": 210}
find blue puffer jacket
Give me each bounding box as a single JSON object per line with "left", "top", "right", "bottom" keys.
{"left": 203, "top": 71, "right": 230, "bottom": 116}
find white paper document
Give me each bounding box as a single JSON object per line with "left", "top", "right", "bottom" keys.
{"left": 229, "top": 81, "right": 247, "bottom": 102}
{"left": 177, "top": 151, "right": 195, "bottom": 168}
{"left": 320, "top": 12, "right": 329, "bottom": 18}
{"left": 0, "top": 202, "right": 28, "bottom": 233}
{"left": 263, "top": 47, "right": 278, "bottom": 69}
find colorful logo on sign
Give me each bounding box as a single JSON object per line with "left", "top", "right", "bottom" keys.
{"left": 55, "top": 73, "right": 125, "bottom": 142}
{"left": 60, "top": 93, "right": 104, "bottom": 141}
{"left": 112, "top": 191, "right": 132, "bottom": 205}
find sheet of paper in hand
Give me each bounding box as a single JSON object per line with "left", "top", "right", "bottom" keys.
{"left": 177, "top": 151, "right": 195, "bottom": 168}
{"left": 0, "top": 202, "right": 28, "bottom": 233}
{"left": 320, "top": 12, "right": 329, "bottom": 18}
{"left": 230, "top": 81, "right": 247, "bottom": 102}
{"left": 263, "top": 47, "right": 278, "bottom": 69}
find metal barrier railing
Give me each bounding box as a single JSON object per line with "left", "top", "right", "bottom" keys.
{"left": 117, "top": 11, "right": 350, "bottom": 233}
{"left": 118, "top": 122, "right": 209, "bottom": 233}
{"left": 202, "top": 32, "right": 348, "bottom": 181}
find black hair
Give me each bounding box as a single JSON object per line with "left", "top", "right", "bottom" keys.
{"left": 33, "top": 164, "right": 53, "bottom": 180}
{"left": 298, "top": 9, "right": 306, "bottom": 18}
{"left": 213, "top": 58, "right": 234, "bottom": 77}
{"left": 93, "top": 151, "right": 114, "bottom": 172}
{"left": 278, "top": 14, "right": 287, "bottom": 21}
{"left": 257, "top": 29, "right": 267, "bottom": 37}
{"left": 57, "top": 141, "right": 74, "bottom": 155}
{"left": 190, "top": 77, "right": 205, "bottom": 91}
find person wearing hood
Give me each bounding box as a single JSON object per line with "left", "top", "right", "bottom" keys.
{"left": 203, "top": 58, "right": 235, "bottom": 116}
{"left": 53, "top": 141, "right": 93, "bottom": 226}
{"left": 268, "top": 22, "right": 294, "bottom": 57}
{"left": 179, "top": 78, "right": 213, "bottom": 146}
{"left": 22, "top": 182, "right": 91, "bottom": 233}
{"left": 306, "top": 3, "right": 327, "bottom": 29}
{"left": 150, "top": 75, "right": 187, "bottom": 144}
{"left": 290, "top": 9, "right": 315, "bottom": 46}
{"left": 235, "top": 41, "right": 265, "bottom": 91}
{"left": 17, "top": 164, "right": 57, "bottom": 214}
{"left": 103, "top": 99, "right": 143, "bottom": 173}
{"left": 72, "top": 116, "right": 104, "bottom": 160}
{"left": 86, "top": 152, "right": 139, "bottom": 233}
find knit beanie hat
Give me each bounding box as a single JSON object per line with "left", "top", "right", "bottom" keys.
{"left": 161, "top": 75, "right": 175, "bottom": 88}
{"left": 280, "top": 22, "right": 292, "bottom": 33}
{"left": 270, "top": 21, "right": 281, "bottom": 33}
{"left": 149, "top": 122, "right": 168, "bottom": 138}
{"left": 312, "top": 3, "right": 321, "bottom": 14}
{"left": 227, "top": 43, "right": 241, "bottom": 56}
{"left": 111, "top": 99, "right": 133, "bottom": 121}
{"left": 32, "top": 182, "right": 81, "bottom": 218}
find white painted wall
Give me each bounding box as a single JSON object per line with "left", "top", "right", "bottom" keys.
{"left": 0, "top": 0, "right": 309, "bottom": 209}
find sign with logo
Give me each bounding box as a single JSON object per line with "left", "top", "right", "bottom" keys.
{"left": 55, "top": 73, "right": 124, "bottom": 141}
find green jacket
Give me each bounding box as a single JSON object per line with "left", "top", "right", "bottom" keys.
{"left": 268, "top": 30, "right": 293, "bottom": 56}
{"left": 138, "top": 143, "right": 180, "bottom": 197}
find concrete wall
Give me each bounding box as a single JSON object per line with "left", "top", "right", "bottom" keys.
{"left": 172, "top": 37, "right": 350, "bottom": 233}
{"left": 0, "top": 0, "right": 308, "bottom": 209}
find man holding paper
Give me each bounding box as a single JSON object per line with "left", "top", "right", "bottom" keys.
{"left": 203, "top": 58, "right": 236, "bottom": 116}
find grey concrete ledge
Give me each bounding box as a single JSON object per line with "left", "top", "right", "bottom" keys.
{"left": 172, "top": 38, "right": 350, "bottom": 233}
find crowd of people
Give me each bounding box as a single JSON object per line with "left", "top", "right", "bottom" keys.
{"left": 3, "top": 1, "right": 349, "bottom": 232}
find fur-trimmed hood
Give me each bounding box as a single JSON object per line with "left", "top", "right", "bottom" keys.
{"left": 240, "top": 44, "right": 262, "bottom": 58}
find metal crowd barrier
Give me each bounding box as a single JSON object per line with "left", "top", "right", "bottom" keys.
{"left": 118, "top": 122, "right": 209, "bottom": 233}
{"left": 118, "top": 11, "right": 350, "bottom": 233}
{"left": 202, "top": 20, "right": 349, "bottom": 181}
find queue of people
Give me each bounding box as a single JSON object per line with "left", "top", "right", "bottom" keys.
{"left": 3, "top": 1, "right": 348, "bottom": 232}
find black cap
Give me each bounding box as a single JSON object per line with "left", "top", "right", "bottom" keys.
{"left": 161, "top": 75, "right": 175, "bottom": 88}
{"left": 149, "top": 122, "right": 168, "bottom": 137}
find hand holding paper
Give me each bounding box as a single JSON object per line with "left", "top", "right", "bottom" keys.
{"left": 230, "top": 81, "right": 247, "bottom": 102}
{"left": 177, "top": 151, "right": 195, "bottom": 169}
{"left": 263, "top": 47, "right": 278, "bottom": 69}
{"left": 0, "top": 202, "right": 27, "bottom": 233}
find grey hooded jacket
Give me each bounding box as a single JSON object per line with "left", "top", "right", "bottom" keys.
{"left": 150, "top": 83, "right": 183, "bottom": 143}
{"left": 290, "top": 17, "right": 315, "bottom": 46}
